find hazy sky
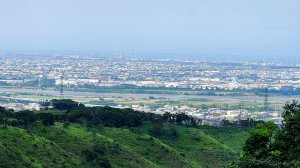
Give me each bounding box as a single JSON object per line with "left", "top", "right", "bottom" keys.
{"left": 0, "top": 0, "right": 300, "bottom": 58}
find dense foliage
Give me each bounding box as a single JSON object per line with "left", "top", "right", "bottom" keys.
{"left": 51, "top": 99, "right": 85, "bottom": 110}
{"left": 1, "top": 99, "right": 198, "bottom": 129}
{"left": 66, "top": 106, "right": 145, "bottom": 127}
{"left": 237, "top": 101, "right": 300, "bottom": 168}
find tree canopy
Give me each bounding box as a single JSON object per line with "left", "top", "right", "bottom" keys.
{"left": 238, "top": 101, "right": 300, "bottom": 168}
{"left": 51, "top": 99, "right": 85, "bottom": 110}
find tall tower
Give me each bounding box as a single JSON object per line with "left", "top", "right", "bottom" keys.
{"left": 238, "top": 101, "right": 243, "bottom": 121}
{"left": 263, "top": 61, "right": 269, "bottom": 120}
{"left": 37, "top": 74, "right": 42, "bottom": 95}
{"left": 74, "top": 74, "right": 78, "bottom": 90}
{"left": 238, "top": 100, "right": 248, "bottom": 124}
{"left": 16, "top": 82, "right": 20, "bottom": 97}
{"left": 264, "top": 87, "right": 269, "bottom": 119}
{"left": 59, "top": 75, "right": 64, "bottom": 99}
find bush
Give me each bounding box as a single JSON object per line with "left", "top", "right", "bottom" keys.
{"left": 150, "top": 124, "right": 165, "bottom": 137}
{"left": 168, "top": 128, "right": 180, "bottom": 139}
{"left": 192, "top": 134, "right": 201, "bottom": 141}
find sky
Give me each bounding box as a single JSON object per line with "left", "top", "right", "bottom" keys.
{"left": 0, "top": 0, "right": 300, "bottom": 59}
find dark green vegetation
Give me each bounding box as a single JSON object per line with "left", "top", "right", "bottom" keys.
{"left": 4, "top": 99, "right": 300, "bottom": 168}
{"left": 234, "top": 101, "right": 300, "bottom": 168}
{"left": 1, "top": 99, "right": 250, "bottom": 168}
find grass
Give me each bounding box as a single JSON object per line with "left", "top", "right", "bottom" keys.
{"left": 200, "top": 126, "right": 249, "bottom": 152}
{"left": 0, "top": 122, "right": 249, "bottom": 168}
{"left": 0, "top": 126, "right": 81, "bottom": 168}
{"left": 32, "top": 123, "right": 156, "bottom": 168}
{"left": 139, "top": 124, "right": 249, "bottom": 168}
{"left": 97, "top": 126, "right": 192, "bottom": 168}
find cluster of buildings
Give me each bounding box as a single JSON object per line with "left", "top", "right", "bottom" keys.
{"left": 0, "top": 53, "right": 293, "bottom": 124}
{"left": 1, "top": 102, "right": 41, "bottom": 112}
{"left": 0, "top": 55, "right": 300, "bottom": 91}
{"left": 110, "top": 103, "right": 283, "bottom": 125}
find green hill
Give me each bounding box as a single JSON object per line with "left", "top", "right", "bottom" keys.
{"left": 99, "top": 124, "right": 248, "bottom": 167}
{"left": 0, "top": 103, "right": 250, "bottom": 167}
{"left": 0, "top": 123, "right": 248, "bottom": 168}
{"left": 0, "top": 126, "right": 81, "bottom": 168}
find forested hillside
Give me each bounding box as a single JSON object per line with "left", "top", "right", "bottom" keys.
{"left": 0, "top": 99, "right": 251, "bottom": 168}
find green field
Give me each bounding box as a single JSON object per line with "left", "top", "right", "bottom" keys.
{"left": 3, "top": 89, "right": 289, "bottom": 112}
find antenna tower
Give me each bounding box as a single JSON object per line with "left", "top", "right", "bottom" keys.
{"left": 239, "top": 101, "right": 246, "bottom": 120}
{"left": 59, "top": 75, "right": 64, "bottom": 99}
{"left": 238, "top": 100, "right": 247, "bottom": 124}
{"left": 263, "top": 61, "right": 269, "bottom": 120}
{"left": 264, "top": 87, "right": 269, "bottom": 119}
{"left": 37, "top": 75, "right": 42, "bottom": 95}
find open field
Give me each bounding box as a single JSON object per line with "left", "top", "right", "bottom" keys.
{"left": 0, "top": 86, "right": 292, "bottom": 112}
{"left": 5, "top": 92, "right": 285, "bottom": 112}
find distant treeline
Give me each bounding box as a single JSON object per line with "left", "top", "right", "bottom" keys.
{"left": 0, "top": 99, "right": 200, "bottom": 129}
{"left": 1, "top": 99, "right": 263, "bottom": 131}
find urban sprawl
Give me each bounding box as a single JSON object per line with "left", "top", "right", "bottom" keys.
{"left": 1, "top": 53, "right": 299, "bottom": 125}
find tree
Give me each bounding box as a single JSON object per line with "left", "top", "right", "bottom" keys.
{"left": 239, "top": 101, "right": 300, "bottom": 167}
{"left": 0, "top": 106, "right": 7, "bottom": 125}
{"left": 162, "top": 112, "right": 172, "bottom": 122}
{"left": 52, "top": 99, "right": 85, "bottom": 110}
{"left": 66, "top": 106, "right": 145, "bottom": 127}
{"left": 81, "top": 143, "right": 111, "bottom": 168}
{"left": 15, "top": 110, "right": 36, "bottom": 129}
{"left": 168, "top": 128, "right": 180, "bottom": 139}
{"left": 37, "top": 113, "right": 55, "bottom": 126}
{"left": 175, "top": 113, "right": 189, "bottom": 124}
{"left": 272, "top": 101, "right": 300, "bottom": 166}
